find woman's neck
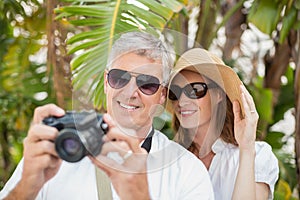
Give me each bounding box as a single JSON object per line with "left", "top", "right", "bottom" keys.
{"left": 189, "top": 123, "right": 217, "bottom": 170}
{"left": 189, "top": 122, "right": 211, "bottom": 147}
{"left": 199, "top": 150, "right": 215, "bottom": 170}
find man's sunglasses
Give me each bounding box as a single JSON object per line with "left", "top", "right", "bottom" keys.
{"left": 107, "top": 69, "right": 163, "bottom": 95}
{"left": 168, "top": 82, "right": 217, "bottom": 101}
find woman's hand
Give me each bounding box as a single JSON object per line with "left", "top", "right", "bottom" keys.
{"left": 232, "top": 85, "right": 258, "bottom": 150}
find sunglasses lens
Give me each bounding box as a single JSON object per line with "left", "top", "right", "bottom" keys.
{"left": 168, "top": 85, "right": 181, "bottom": 100}
{"left": 107, "top": 69, "right": 161, "bottom": 95}
{"left": 136, "top": 75, "right": 160, "bottom": 95}
{"left": 185, "top": 83, "right": 207, "bottom": 99}
{"left": 107, "top": 69, "right": 130, "bottom": 89}
{"left": 168, "top": 82, "right": 208, "bottom": 100}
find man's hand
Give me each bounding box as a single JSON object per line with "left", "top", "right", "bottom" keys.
{"left": 90, "top": 114, "right": 150, "bottom": 200}
{"left": 6, "top": 104, "right": 65, "bottom": 200}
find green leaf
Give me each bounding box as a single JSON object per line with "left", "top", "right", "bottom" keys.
{"left": 279, "top": 7, "right": 297, "bottom": 44}
{"left": 295, "top": 0, "right": 300, "bottom": 9}
{"left": 247, "top": 0, "right": 282, "bottom": 35}
{"left": 265, "top": 131, "right": 285, "bottom": 149}
{"left": 160, "top": 0, "right": 184, "bottom": 12}
{"left": 70, "top": 50, "right": 92, "bottom": 70}
{"left": 72, "top": 46, "right": 108, "bottom": 89}
{"left": 274, "top": 150, "right": 297, "bottom": 190}
{"left": 137, "top": 0, "right": 174, "bottom": 20}
{"left": 67, "top": 28, "right": 109, "bottom": 44}
{"left": 58, "top": 0, "right": 181, "bottom": 109}
{"left": 294, "top": 19, "right": 300, "bottom": 30}
{"left": 274, "top": 179, "right": 292, "bottom": 200}
{"left": 54, "top": 12, "right": 73, "bottom": 20}
{"left": 273, "top": 65, "right": 294, "bottom": 124}
{"left": 93, "top": 75, "right": 106, "bottom": 110}
{"left": 60, "top": 0, "right": 109, "bottom": 2}
{"left": 69, "top": 18, "right": 111, "bottom": 26}
{"left": 250, "top": 84, "right": 273, "bottom": 123}
{"left": 68, "top": 38, "right": 103, "bottom": 54}
{"left": 60, "top": 5, "right": 113, "bottom": 18}
{"left": 123, "top": 4, "right": 167, "bottom": 29}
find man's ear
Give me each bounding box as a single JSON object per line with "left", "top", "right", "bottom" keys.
{"left": 103, "top": 71, "right": 108, "bottom": 94}
{"left": 159, "top": 87, "right": 167, "bottom": 105}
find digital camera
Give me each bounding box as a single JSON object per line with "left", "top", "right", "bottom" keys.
{"left": 43, "top": 111, "right": 108, "bottom": 163}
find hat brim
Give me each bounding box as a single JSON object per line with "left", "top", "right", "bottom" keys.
{"left": 167, "top": 48, "right": 244, "bottom": 116}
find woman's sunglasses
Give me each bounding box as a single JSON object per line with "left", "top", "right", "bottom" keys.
{"left": 107, "top": 69, "right": 162, "bottom": 95}
{"left": 168, "top": 82, "right": 217, "bottom": 101}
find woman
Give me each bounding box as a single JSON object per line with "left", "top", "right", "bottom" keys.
{"left": 167, "top": 48, "right": 279, "bottom": 200}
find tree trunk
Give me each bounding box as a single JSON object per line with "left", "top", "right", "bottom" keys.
{"left": 293, "top": 29, "right": 300, "bottom": 197}
{"left": 46, "top": 0, "right": 72, "bottom": 108}
{"left": 165, "top": 12, "right": 189, "bottom": 56}
{"left": 264, "top": 40, "right": 291, "bottom": 102}
{"left": 0, "top": 122, "right": 11, "bottom": 181}
{"left": 295, "top": 62, "right": 300, "bottom": 198}
{"left": 222, "top": 0, "right": 246, "bottom": 61}
{"left": 262, "top": 40, "right": 291, "bottom": 140}
{"left": 195, "top": 0, "right": 219, "bottom": 49}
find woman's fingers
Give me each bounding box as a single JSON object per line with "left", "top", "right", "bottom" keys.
{"left": 240, "top": 85, "right": 258, "bottom": 118}
{"left": 233, "top": 100, "right": 242, "bottom": 122}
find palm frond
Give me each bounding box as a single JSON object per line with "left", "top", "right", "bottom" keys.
{"left": 56, "top": 0, "right": 183, "bottom": 109}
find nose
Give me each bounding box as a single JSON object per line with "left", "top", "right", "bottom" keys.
{"left": 178, "top": 91, "right": 190, "bottom": 106}
{"left": 122, "top": 77, "right": 139, "bottom": 97}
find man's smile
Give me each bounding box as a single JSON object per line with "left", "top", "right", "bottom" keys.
{"left": 118, "top": 101, "right": 140, "bottom": 111}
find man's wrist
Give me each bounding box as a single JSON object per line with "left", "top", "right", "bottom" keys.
{"left": 4, "top": 179, "right": 40, "bottom": 200}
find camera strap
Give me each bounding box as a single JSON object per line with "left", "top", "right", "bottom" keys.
{"left": 95, "top": 167, "right": 112, "bottom": 200}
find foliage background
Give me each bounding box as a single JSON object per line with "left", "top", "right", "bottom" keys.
{"left": 1, "top": 0, "right": 300, "bottom": 199}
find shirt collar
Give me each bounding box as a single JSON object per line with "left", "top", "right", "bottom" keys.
{"left": 211, "top": 138, "right": 227, "bottom": 154}
{"left": 140, "top": 127, "right": 154, "bottom": 153}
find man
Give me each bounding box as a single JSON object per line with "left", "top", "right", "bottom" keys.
{"left": 0, "top": 32, "right": 214, "bottom": 199}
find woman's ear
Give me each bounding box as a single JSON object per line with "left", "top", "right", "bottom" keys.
{"left": 215, "top": 89, "right": 225, "bottom": 104}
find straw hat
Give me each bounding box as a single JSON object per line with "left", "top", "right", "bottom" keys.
{"left": 168, "top": 48, "right": 244, "bottom": 116}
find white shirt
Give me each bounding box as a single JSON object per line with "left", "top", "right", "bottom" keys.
{"left": 209, "top": 139, "right": 279, "bottom": 200}
{"left": 0, "top": 130, "right": 214, "bottom": 200}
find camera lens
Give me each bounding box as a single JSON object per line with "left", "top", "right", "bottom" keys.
{"left": 55, "top": 128, "right": 87, "bottom": 162}
{"left": 62, "top": 138, "right": 81, "bottom": 156}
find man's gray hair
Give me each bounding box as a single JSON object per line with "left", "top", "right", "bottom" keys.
{"left": 106, "top": 31, "right": 174, "bottom": 85}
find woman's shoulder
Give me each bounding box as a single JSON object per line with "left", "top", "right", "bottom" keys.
{"left": 255, "top": 140, "right": 272, "bottom": 149}
{"left": 254, "top": 141, "right": 277, "bottom": 161}
{"left": 215, "top": 139, "right": 279, "bottom": 175}
{"left": 212, "top": 139, "right": 279, "bottom": 171}
{"left": 254, "top": 141, "right": 278, "bottom": 171}
{"left": 213, "top": 139, "right": 275, "bottom": 155}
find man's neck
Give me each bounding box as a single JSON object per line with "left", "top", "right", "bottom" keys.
{"left": 135, "top": 125, "right": 153, "bottom": 143}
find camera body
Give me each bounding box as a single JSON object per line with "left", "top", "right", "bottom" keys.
{"left": 43, "top": 111, "right": 108, "bottom": 163}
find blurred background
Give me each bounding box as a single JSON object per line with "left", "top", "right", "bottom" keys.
{"left": 0, "top": 0, "right": 300, "bottom": 199}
